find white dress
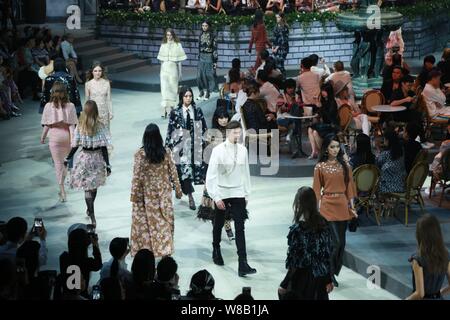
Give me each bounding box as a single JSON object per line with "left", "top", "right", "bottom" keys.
{"left": 85, "top": 78, "right": 113, "bottom": 130}
{"left": 157, "top": 41, "right": 187, "bottom": 112}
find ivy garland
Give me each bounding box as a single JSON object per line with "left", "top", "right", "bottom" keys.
{"left": 96, "top": 0, "right": 450, "bottom": 35}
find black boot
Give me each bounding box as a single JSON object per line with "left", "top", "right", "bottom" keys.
{"left": 212, "top": 245, "right": 224, "bottom": 266}
{"left": 238, "top": 259, "right": 256, "bottom": 277}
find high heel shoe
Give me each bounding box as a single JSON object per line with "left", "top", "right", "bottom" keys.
{"left": 58, "top": 191, "right": 67, "bottom": 202}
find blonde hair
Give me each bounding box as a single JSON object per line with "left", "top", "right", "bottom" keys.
{"left": 49, "top": 81, "right": 69, "bottom": 108}
{"left": 78, "top": 100, "right": 100, "bottom": 137}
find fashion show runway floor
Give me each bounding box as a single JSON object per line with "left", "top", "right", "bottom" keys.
{"left": 0, "top": 87, "right": 399, "bottom": 300}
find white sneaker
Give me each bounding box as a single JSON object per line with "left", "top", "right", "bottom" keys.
{"left": 421, "top": 142, "right": 434, "bottom": 149}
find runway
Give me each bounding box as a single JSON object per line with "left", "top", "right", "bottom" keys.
{"left": 0, "top": 87, "right": 398, "bottom": 300}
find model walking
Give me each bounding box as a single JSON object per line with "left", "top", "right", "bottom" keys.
{"left": 40, "top": 82, "right": 78, "bottom": 202}
{"left": 130, "top": 123, "right": 183, "bottom": 258}
{"left": 65, "top": 100, "right": 112, "bottom": 226}
{"left": 157, "top": 28, "right": 187, "bottom": 118}
{"left": 312, "top": 134, "right": 357, "bottom": 287}
{"left": 85, "top": 62, "right": 113, "bottom": 131}
{"left": 248, "top": 9, "right": 271, "bottom": 72}
{"left": 197, "top": 20, "right": 218, "bottom": 101}
{"left": 272, "top": 12, "right": 289, "bottom": 76}
{"left": 166, "top": 87, "right": 207, "bottom": 211}
{"left": 206, "top": 120, "right": 256, "bottom": 277}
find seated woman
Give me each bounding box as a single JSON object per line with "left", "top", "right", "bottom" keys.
{"left": 349, "top": 133, "right": 375, "bottom": 169}
{"left": 295, "top": 0, "right": 312, "bottom": 12}
{"left": 334, "top": 81, "right": 373, "bottom": 136}
{"left": 307, "top": 83, "right": 339, "bottom": 159}
{"left": 186, "top": 0, "right": 207, "bottom": 13}
{"left": 376, "top": 129, "right": 407, "bottom": 194}
{"left": 228, "top": 68, "right": 242, "bottom": 95}
{"left": 241, "top": 80, "right": 277, "bottom": 132}
{"left": 263, "top": 58, "right": 283, "bottom": 89}
{"left": 277, "top": 78, "right": 303, "bottom": 134}
{"left": 207, "top": 0, "right": 223, "bottom": 13}
{"left": 265, "top": 0, "right": 285, "bottom": 14}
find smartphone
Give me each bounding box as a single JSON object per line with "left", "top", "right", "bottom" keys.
{"left": 34, "top": 218, "right": 43, "bottom": 234}
{"left": 92, "top": 285, "right": 102, "bottom": 300}
{"left": 242, "top": 287, "right": 251, "bottom": 295}
{"left": 86, "top": 224, "right": 96, "bottom": 236}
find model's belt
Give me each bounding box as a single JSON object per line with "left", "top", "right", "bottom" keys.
{"left": 322, "top": 192, "right": 345, "bottom": 197}
{"left": 82, "top": 147, "right": 101, "bottom": 151}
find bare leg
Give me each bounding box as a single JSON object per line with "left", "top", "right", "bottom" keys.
{"left": 307, "top": 128, "right": 317, "bottom": 156}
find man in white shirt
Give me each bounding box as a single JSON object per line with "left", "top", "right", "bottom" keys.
{"left": 257, "top": 69, "right": 280, "bottom": 113}
{"left": 0, "top": 217, "right": 47, "bottom": 267}
{"left": 309, "top": 54, "right": 331, "bottom": 78}
{"left": 422, "top": 70, "right": 450, "bottom": 119}
{"left": 297, "top": 56, "right": 321, "bottom": 114}
{"left": 325, "top": 60, "right": 355, "bottom": 99}
{"left": 206, "top": 120, "right": 256, "bottom": 277}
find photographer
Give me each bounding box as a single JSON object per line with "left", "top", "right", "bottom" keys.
{"left": 0, "top": 217, "right": 47, "bottom": 267}
{"left": 59, "top": 228, "right": 102, "bottom": 298}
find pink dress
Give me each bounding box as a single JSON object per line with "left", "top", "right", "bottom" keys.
{"left": 41, "top": 102, "right": 78, "bottom": 184}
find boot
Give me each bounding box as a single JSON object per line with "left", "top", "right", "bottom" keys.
{"left": 212, "top": 245, "right": 224, "bottom": 266}
{"left": 238, "top": 259, "right": 256, "bottom": 277}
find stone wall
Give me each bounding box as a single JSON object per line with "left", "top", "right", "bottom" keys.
{"left": 97, "top": 14, "right": 450, "bottom": 69}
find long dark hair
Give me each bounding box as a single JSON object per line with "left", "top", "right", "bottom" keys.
{"left": 319, "top": 82, "right": 339, "bottom": 126}
{"left": 293, "top": 187, "right": 327, "bottom": 231}
{"left": 318, "top": 134, "right": 349, "bottom": 186}
{"left": 109, "top": 238, "right": 128, "bottom": 279}
{"left": 142, "top": 123, "right": 166, "bottom": 164}
{"left": 416, "top": 214, "right": 449, "bottom": 274}
{"left": 383, "top": 129, "right": 403, "bottom": 160}
{"left": 131, "top": 249, "right": 155, "bottom": 286}
{"left": 354, "top": 133, "right": 375, "bottom": 164}
{"left": 253, "top": 9, "right": 264, "bottom": 28}
{"left": 212, "top": 106, "right": 230, "bottom": 129}
{"left": 178, "top": 86, "right": 196, "bottom": 107}
{"left": 67, "top": 229, "right": 90, "bottom": 264}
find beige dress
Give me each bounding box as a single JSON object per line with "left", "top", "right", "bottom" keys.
{"left": 130, "top": 148, "right": 182, "bottom": 257}
{"left": 85, "top": 78, "right": 113, "bottom": 129}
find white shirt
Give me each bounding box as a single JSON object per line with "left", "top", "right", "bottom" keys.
{"left": 186, "top": 0, "right": 207, "bottom": 8}
{"left": 297, "top": 70, "right": 321, "bottom": 106}
{"left": 0, "top": 240, "right": 48, "bottom": 267}
{"left": 259, "top": 81, "right": 280, "bottom": 113}
{"left": 206, "top": 139, "right": 251, "bottom": 202}
{"left": 311, "top": 64, "right": 330, "bottom": 78}
{"left": 182, "top": 104, "right": 194, "bottom": 122}
{"left": 422, "top": 83, "right": 449, "bottom": 117}
{"left": 99, "top": 258, "right": 132, "bottom": 282}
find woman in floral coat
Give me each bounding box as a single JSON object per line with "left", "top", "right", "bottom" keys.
{"left": 272, "top": 12, "right": 289, "bottom": 76}
{"left": 166, "top": 86, "right": 208, "bottom": 211}
{"left": 130, "top": 123, "right": 182, "bottom": 258}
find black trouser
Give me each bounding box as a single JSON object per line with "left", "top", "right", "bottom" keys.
{"left": 329, "top": 221, "right": 347, "bottom": 276}
{"left": 213, "top": 198, "right": 247, "bottom": 259}
{"left": 180, "top": 178, "right": 194, "bottom": 195}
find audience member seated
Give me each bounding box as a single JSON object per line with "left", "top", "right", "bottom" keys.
{"left": 228, "top": 67, "right": 242, "bottom": 94}
{"left": 376, "top": 129, "right": 407, "bottom": 194}
{"left": 61, "top": 34, "right": 83, "bottom": 84}
{"left": 415, "top": 55, "right": 436, "bottom": 90}
{"left": 0, "top": 57, "right": 21, "bottom": 118}
{"left": 263, "top": 58, "right": 283, "bottom": 89}
{"left": 100, "top": 277, "right": 125, "bottom": 300}
{"left": 307, "top": 82, "right": 339, "bottom": 159}
{"left": 241, "top": 80, "right": 277, "bottom": 132}
{"left": 309, "top": 53, "right": 331, "bottom": 78}
{"left": 165, "top": 0, "right": 179, "bottom": 12}
{"left": 437, "top": 48, "right": 450, "bottom": 88}
{"left": 99, "top": 237, "right": 132, "bottom": 286}
{"left": 422, "top": 69, "right": 450, "bottom": 135}
{"left": 186, "top": 0, "right": 207, "bottom": 13}
{"left": 40, "top": 57, "right": 82, "bottom": 115}
{"left": 381, "top": 65, "right": 404, "bottom": 104}
{"left": 16, "top": 240, "right": 53, "bottom": 300}
{"left": 349, "top": 133, "right": 375, "bottom": 169}
{"left": 17, "top": 38, "right": 41, "bottom": 101}
{"left": 402, "top": 122, "right": 422, "bottom": 174}
{"left": 207, "top": 0, "right": 224, "bottom": 13}
{"left": 325, "top": 60, "right": 353, "bottom": 97}
{"left": 389, "top": 74, "right": 424, "bottom": 124}
{"left": 126, "top": 249, "right": 155, "bottom": 300}
{"left": 148, "top": 256, "right": 180, "bottom": 300}
{"left": 295, "top": 0, "right": 312, "bottom": 12}
{"left": 257, "top": 69, "right": 280, "bottom": 114}
{"left": 297, "top": 56, "right": 321, "bottom": 113}
{"left": 265, "top": 0, "right": 285, "bottom": 15}
{"left": 255, "top": 49, "right": 270, "bottom": 75}
{"left": 59, "top": 228, "right": 103, "bottom": 298}
{"left": 225, "top": 57, "right": 245, "bottom": 83}
{"left": 382, "top": 53, "right": 409, "bottom": 82}
{"left": 276, "top": 78, "right": 303, "bottom": 135}
{"left": 182, "top": 269, "right": 218, "bottom": 300}
{"left": 335, "top": 81, "right": 372, "bottom": 136}
{"left": 430, "top": 139, "right": 450, "bottom": 182}
{"left": 223, "top": 0, "right": 243, "bottom": 16}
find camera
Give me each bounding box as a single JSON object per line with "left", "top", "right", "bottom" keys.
{"left": 34, "top": 218, "right": 43, "bottom": 234}
{"left": 91, "top": 285, "right": 102, "bottom": 300}
{"left": 242, "top": 286, "right": 251, "bottom": 295}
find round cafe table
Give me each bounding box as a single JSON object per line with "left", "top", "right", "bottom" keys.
{"left": 371, "top": 105, "right": 406, "bottom": 113}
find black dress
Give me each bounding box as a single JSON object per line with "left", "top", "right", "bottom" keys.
{"left": 310, "top": 98, "right": 339, "bottom": 139}
{"left": 279, "top": 222, "right": 333, "bottom": 300}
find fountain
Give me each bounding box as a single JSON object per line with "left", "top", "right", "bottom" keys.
{"left": 336, "top": 0, "right": 404, "bottom": 98}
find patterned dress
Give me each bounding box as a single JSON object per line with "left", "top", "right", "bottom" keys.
{"left": 130, "top": 148, "right": 182, "bottom": 258}
{"left": 85, "top": 79, "right": 113, "bottom": 130}
{"left": 376, "top": 151, "right": 407, "bottom": 194}
{"left": 39, "top": 71, "right": 82, "bottom": 114}
{"left": 197, "top": 31, "right": 218, "bottom": 94}
{"left": 272, "top": 24, "right": 289, "bottom": 75}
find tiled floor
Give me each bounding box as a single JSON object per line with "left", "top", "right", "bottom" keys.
{"left": 0, "top": 87, "right": 398, "bottom": 300}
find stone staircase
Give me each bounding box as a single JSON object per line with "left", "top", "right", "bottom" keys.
{"left": 73, "top": 33, "right": 151, "bottom": 74}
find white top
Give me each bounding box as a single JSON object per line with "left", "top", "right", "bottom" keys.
{"left": 99, "top": 258, "right": 132, "bottom": 282}
{"left": 259, "top": 81, "right": 280, "bottom": 113}
{"left": 157, "top": 41, "right": 187, "bottom": 63}
{"left": 0, "top": 240, "right": 48, "bottom": 267}
{"left": 422, "top": 83, "right": 448, "bottom": 117}
{"left": 311, "top": 64, "right": 330, "bottom": 78}
{"left": 297, "top": 70, "right": 321, "bottom": 106}
{"left": 182, "top": 104, "right": 195, "bottom": 122}
{"left": 61, "top": 40, "right": 77, "bottom": 60}
{"left": 206, "top": 139, "right": 251, "bottom": 202}
{"left": 186, "top": 0, "right": 207, "bottom": 8}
